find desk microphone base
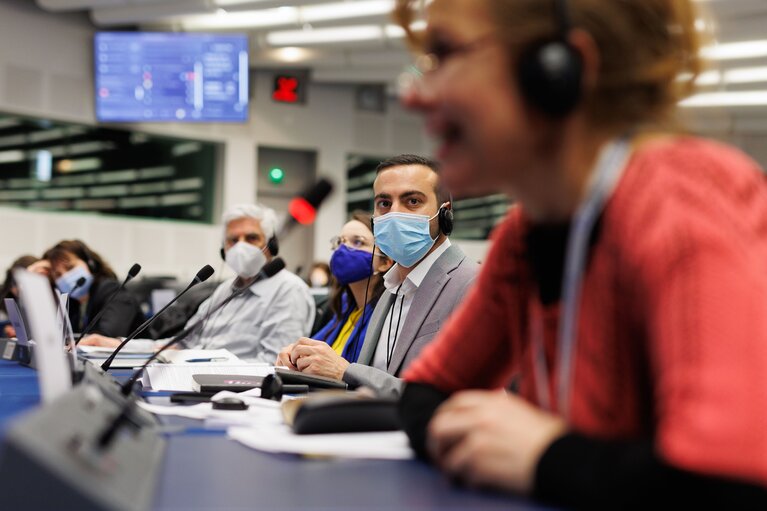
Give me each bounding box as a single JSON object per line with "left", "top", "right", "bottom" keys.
{"left": 0, "top": 338, "right": 33, "bottom": 365}
{"left": 0, "top": 384, "right": 165, "bottom": 511}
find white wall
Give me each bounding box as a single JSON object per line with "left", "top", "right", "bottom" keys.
{"left": 0, "top": 0, "right": 492, "bottom": 281}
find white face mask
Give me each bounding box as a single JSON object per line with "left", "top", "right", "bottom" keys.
{"left": 225, "top": 241, "right": 267, "bottom": 278}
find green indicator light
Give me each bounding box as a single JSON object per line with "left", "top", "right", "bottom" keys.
{"left": 269, "top": 167, "right": 285, "bottom": 183}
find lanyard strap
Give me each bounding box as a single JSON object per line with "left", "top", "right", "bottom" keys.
{"left": 386, "top": 284, "right": 405, "bottom": 370}
{"left": 531, "top": 136, "right": 633, "bottom": 419}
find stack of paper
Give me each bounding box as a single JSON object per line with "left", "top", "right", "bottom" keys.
{"left": 78, "top": 345, "right": 154, "bottom": 369}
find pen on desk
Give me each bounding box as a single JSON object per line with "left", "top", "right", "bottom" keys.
{"left": 185, "top": 357, "right": 229, "bottom": 363}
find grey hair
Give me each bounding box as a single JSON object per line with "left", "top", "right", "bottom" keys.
{"left": 221, "top": 203, "right": 278, "bottom": 240}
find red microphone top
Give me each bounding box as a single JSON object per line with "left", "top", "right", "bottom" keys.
{"left": 288, "top": 197, "right": 316, "bottom": 225}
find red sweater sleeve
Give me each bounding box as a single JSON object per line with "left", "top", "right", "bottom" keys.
{"left": 626, "top": 140, "right": 767, "bottom": 484}
{"left": 403, "top": 208, "right": 526, "bottom": 391}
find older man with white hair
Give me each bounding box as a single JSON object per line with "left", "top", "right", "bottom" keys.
{"left": 81, "top": 203, "right": 315, "bottom": 363}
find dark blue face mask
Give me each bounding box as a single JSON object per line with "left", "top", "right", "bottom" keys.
{"left": 329, "top": 244, "right": 373, "bottom": 285}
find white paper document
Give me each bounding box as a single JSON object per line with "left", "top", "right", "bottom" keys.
{"left": 228, "top": 428, "right": 415, "bottom": 460}
{"left": 138, "top": 392, "right": 282, "bottom": 428}
{"left": 142, "top": 363, "right": 273, "bottom": 391}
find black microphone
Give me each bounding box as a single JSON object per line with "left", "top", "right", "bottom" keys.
{"left": 119, "top": 258, "right": 286, "bottom": 395}
{"left": 68, "top": 276, "right": 88, "bottom": 307}
{"left": 100, "top": 264, "right": 214, "bottom": 371}
{"left": 76, "top": 263, "right": 141, "bottom": 344}
{"left": 279, "top": 178, "right": 334, "bottom": 237}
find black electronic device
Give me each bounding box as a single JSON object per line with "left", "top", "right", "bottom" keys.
{"left": 191, "top": 374, "right": 264, "bottom": 393}
{"left": 283, "top": 393, "right": 401, "bottom": 435}
{"left": 169, "top": 391, "right": 216, "bottom": 404}
{"left": 260, "top": 374, "right": 310, "bottom": 401}
{"left": 517, "top": 0, "right": 583, "bottom": 118}
{"left": 0, "top": 384, "right": 165, "bottom": 511}
{"left": 100, "top": 264, "right": 214, "bottom": 371}
{"left": 274, "top": 367, "right": 348, "bottom": 390}
{"left": 212, "top": 397, "right": 249, "bottom": 411}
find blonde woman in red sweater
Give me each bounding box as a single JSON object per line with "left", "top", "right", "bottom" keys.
{"left": 395, "top": 0, "right": 767, "bottom": 508}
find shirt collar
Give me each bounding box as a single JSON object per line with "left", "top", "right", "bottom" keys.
{"left": 235, "top": 268, "right": 283, "bottom": 297}
{"left": 384, "top": 239, "right": 451, "bottom": 294}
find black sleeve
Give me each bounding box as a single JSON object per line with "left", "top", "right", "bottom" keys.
{"left": 398, "top": 382, "right": 451, "bottom": 459}
{"left": 400, "top": 383, "right": 767, "bottom": 509}
{"left": 535, "top": 433, "right": 767, "bottom": 510}
{"left": 88, "top": 280, "right": 144, "bottom": 338}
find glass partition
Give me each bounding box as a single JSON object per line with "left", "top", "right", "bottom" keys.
{"left": 0, "top": 114, "right": 219, "bottom": 223}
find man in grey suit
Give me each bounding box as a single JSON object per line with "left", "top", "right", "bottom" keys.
{"left": 277, "top": 154, "right": 479, "bottom": 397}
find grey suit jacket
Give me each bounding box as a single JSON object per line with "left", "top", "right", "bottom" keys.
{"left": 342, "top": 244, "right": 479, "bottom": 397}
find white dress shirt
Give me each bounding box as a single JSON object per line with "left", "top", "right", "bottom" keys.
{"left": 371, "top": 239, "right": 451, "bottom": 372}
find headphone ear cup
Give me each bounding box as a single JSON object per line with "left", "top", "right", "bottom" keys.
{"left": 517, "top": 38, "right": 583, "bottom": 118}
{"left": 267, "top": 237, "right": 279, "bottom": 257}
{"left": 438, "top": 207, "right": 454, "bottom": 236}
{"left": 220, "top": 247, "right": 226, "bottom": 261}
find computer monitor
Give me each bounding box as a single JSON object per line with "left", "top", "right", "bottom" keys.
{"left": 94, "top": 32, "right": 249, "bottom": 122}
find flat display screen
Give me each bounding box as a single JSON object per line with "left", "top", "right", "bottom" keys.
{"left": 95, "top": 32, "right": 249, "bottom": 122}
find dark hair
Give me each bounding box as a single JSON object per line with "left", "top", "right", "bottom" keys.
{"left": 43, "top": 240, "right": 117, "bottom": 283}
{"left": 328, "top": 211, "right": 390, "bottom": 319}
{"left": 375, "top": 154, "right": 451, "bottom": 205}
{"left": 0, "top": 255, "right": 40, "bottom": 313}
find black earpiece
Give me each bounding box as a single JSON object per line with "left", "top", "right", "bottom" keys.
{"left": 76, "top": 240, "right": 97, "bottom": 273}
{"left": 266, "top": 236, "right": 279, "bottom": 257}
{"left": 517, "top": 0, "right": 583, "bottom": 118}
{"left": 437, "top": 205, "right": 454, "bottom": 236}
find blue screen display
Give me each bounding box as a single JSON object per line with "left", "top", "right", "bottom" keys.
{"left": 95, "top": 32, "right": 249, "bottom": 123}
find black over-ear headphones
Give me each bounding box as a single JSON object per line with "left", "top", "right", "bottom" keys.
{"left": 220, "top": 236, "right": 279, "bottom": 261}
{"left": 517, "top": 0, "right": 583, "bottom": 118}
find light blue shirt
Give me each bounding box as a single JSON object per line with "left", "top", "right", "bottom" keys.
{"left": 178, "top": 269, "right": 314, "bottom": 363}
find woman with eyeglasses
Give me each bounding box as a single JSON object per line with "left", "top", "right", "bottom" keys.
{"left": 394, "top": 0, "right": 767, "bottom": 508}
{"left": 277, "top": 211, "right": 393, "bottom": 377}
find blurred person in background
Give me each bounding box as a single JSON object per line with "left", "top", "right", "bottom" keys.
{"left": 44, "top": 240, "right": 144, "bottom": 338}
{"left": 83, "top": 203, "right": 315, "bottom": 362}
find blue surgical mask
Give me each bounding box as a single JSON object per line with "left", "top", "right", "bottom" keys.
{"left": 373, "top": 211, "right": 438, "bottom": 268}
{"left": 330, "top": 244, "right": 373, "bottom": 285}
{"left": 56, "top": 265, "right": 93, "bottom": 300}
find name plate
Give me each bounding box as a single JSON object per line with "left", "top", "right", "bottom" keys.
{"left": 2, "top": 340, "right": 16, "bottom": 360}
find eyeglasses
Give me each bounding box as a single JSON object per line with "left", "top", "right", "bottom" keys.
{"left": 330, "top": 235, "right": 372, "bottom": 251}
{"left": 398, "top": 33, "right": 500, "bottom": 98}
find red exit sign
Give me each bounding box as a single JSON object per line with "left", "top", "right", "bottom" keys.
{"left": 272, "top": 74, "right": 305, "bottom": 104}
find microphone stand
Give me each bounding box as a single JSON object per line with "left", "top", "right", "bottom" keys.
{"left": 100, "top": 265, "right": 213, "bottom": 371}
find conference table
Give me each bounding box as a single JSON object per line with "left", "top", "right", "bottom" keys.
{"left": 0, "top": 360, "right": 558, "bottom": 510}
